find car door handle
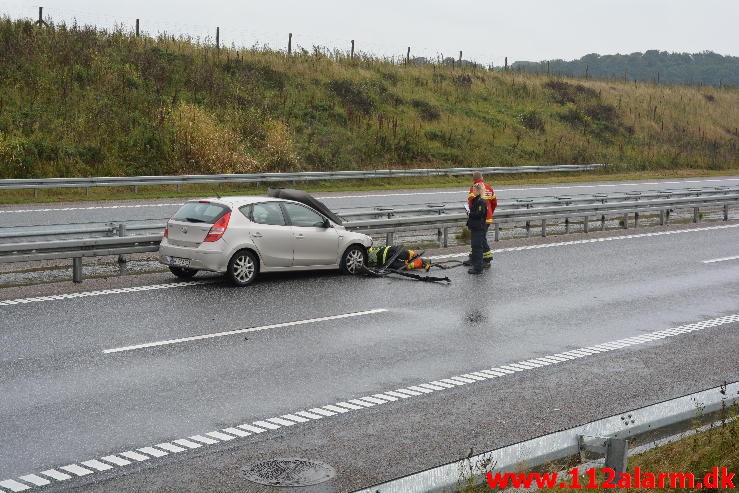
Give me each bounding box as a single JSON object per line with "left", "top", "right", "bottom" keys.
{"left": 295, "top": 233, "right": 305, "bottom": 239}
{"left": 251, "top": 232, "right": 263, "bottom": 238}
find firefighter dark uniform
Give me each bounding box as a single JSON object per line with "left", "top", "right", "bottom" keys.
{"left": 367, "top": 246, "right": 430, "bottom": 271}
{"left": 467, "top": 179, "right": 497, "bottom": 265}
{"left": 466, "top": 194, "right": 487, "bottom": 274}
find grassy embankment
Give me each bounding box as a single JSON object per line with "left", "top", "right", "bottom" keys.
{"left": 0, "top": 16, "right": 737, "bottom": 203}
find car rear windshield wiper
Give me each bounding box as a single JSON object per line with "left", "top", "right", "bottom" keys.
{"left": 182, "top": 217, "right": 208, "bottom": 223}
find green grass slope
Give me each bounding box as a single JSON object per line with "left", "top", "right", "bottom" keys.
{"left": 0, "top": 18, "right": 737, "bottom": 179}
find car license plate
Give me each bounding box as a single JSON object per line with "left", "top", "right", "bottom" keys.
{"left": 169, "top": 256, "right": 190, "bottom": 267}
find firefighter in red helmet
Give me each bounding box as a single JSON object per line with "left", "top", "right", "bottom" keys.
{"left": 464, "top": 171, "right": 497, "bottom": 267}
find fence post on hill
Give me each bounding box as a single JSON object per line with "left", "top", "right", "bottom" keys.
{"left": 406, "top": 47, "right": 410, "bottom": 64}
{"left": 504, "top": 57, "right": 508, "bottom": 71}
{"left": 459, "top": 51, "right": 462, "bottom": 63}
{"left": 216, "top": 27, "right": 220, "bottom": 49}
{"left": 288, "top": 33, "right": 292, "bottom": 56}
{"left": 135, "top": 19, "right": 139, "bottom": 37}
{"left": 35, "top": 6, "right": 48, "bottom": 27}
{"left": 351, "top": 39, "right": 354, "bottom": 59}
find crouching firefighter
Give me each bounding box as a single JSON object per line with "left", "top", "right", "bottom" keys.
{"left": 362, "top": 246, "right": 452, "bottom": 283}
{"left": 367, "top": 246, "right": 431, "bottom": 271}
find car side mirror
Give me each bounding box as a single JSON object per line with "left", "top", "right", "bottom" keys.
{"left": 322, "top": 218, "right": 332, "bottom": 228}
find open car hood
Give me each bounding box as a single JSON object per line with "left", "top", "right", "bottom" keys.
{"left": 267, "top": 188, "right": 344, "bottom": 225}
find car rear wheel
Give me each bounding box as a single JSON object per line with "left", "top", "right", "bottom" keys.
{"left": 169, "top": 266, "right": 198, "bottom": 279}
{"left": 227, "top": 250, "right": 258, "bottom": 286}
{"left": 341, "top": 245, "right": 367, "bottom": 275}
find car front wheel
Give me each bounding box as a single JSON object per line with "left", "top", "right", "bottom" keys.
{"left": 169, "top": 266, "right": 198, "bottom": 279}
{"left": 227, "top": 250, "right": 258, "bottom": 286}
{"left": 341, "top": 245, "right": 367, "bottom": 275}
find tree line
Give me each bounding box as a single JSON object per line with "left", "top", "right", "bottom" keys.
{"left": 511, "top": 51, "right": 738, "bottom": 87}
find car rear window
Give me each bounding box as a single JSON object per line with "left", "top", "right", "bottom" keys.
{"left": 172, "top": 202, "right": 230, "bottom": 224}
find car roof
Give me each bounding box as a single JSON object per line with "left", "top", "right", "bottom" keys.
{"left": 186, "top": 196, "right": 325, "bottom": 211}
{"left": 185, "top": 196, "right": 283, "bottom": 208}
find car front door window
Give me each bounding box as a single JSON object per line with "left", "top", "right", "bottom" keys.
{"left": 282, "top": 203, "right": 325, "bottom": 227}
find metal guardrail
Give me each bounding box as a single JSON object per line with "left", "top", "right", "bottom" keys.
{"left": 2, "top": 186, "right": 735, "bottom": 243}
{"left": 0, "top": 194, "right": 735, "bottom": 281}
{"left": 336, "top": 185, "right": 739, "bottom": 220}
{"left": 352, "top": 382, "right": 739, "bottom": 493}
{"left": 0, "top": 165, "right": 604, "bottom": 193}
{"left": 0, "top": 235, "right": 162, "bottom": 264}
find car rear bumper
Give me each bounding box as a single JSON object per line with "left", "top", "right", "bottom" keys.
{"left": 158, "top": 241, "right": 228, "bottom": 273}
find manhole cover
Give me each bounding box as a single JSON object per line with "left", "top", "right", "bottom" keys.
{"left": 242, "top": 458, "right": 336, "bottom": 487}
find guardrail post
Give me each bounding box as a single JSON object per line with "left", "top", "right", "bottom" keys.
{"left": 33, "top": 188, "right": 38, "bottom": 198}
{"left": 601, "top": 214, "right": 606, "bottom": 231}
{"left": 117, "top": 223, "right": 127, "bottom": 267}
{"left": 494, "top": 223, "right": 500, "bottom": 242}
{"left": 442, "top": 227, "right": 449, "bottom": 248}
{"left": 73, "top": 257, "right": 83, "bottom": 283}
{"left": 565, "top": 217, "right": 570, "bottom": 234}
{"left": 85, "top": 187, "right": 90, "bottom": 197}
{"left": 386, "top": 232, "right": 394, "bottom": 245}
{"left": 634, "top": 212, "right": 640, "bottom": 228}
{"left": 580, "top": 436, "right": 629, "bottom": 476}
{"left": 666, "top": 209, "right": 671, "bottom": 225}
{"left": 725, "top": 203, "right": 729, "bottom": 221}
{"left": 525, "top": 220, "right": 531, "bottom": 237}
{"left": 584, "top": 216, "right": 589, "bottom": 233}
{"left": 622, "top": 213, "right": 628, "bottom": 229}
{"left": 659, "top": 209, "right": 665, "bottom": 225}
{"left": 605, "top": 438, "right": 629, "bottom": 474}
{"left": 541, "top": 219, "right": 547, "bottom": 237}
{"left": 693, "top": 207, "right": 700, "bottom": 223}
{"left": 437, "top": 228, "right": 443, "bottom": 247}
{"left": 176, "top": 183, "right": 181, "bottom": 192}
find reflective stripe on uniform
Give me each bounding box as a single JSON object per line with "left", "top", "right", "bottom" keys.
{"left": 381, "top": 247, "right": 390, "bottom": 265}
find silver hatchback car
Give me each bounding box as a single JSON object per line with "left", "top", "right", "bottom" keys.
{"left": 159, "top": 191, "right": 372, "bottom": 286}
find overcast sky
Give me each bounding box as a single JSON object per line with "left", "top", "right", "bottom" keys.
{"left": 1, "top": 0, "right": 737, "bottom": 65}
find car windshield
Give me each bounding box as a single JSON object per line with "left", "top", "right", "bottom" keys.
{"left": 173, "top": 202, "right": 229, "bottom": 224}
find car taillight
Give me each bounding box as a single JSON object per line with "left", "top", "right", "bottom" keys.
{"left": 204, "top": 212, "right": 231, "bottom": 242}
{"left": 163, "top": 223, "right": 169, "bottom": 238}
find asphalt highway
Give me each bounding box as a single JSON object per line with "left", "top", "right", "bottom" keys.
{"left": 0, "top": 217, "right": 737, "bottom": 491}
{"left": 1, "top": 176, "right": 737, "bottom": 231}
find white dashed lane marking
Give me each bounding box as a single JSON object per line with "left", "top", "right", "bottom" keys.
{"left": 102, "top": 309, "right": 388, "bottom": 353}
{"left": 3, "top": 314, "right": 737, "bottom": 491}
{"left": 703, "top": 255, "right": 739, "bottom": 264}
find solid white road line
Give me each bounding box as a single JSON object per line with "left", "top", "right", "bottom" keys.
{"left": 102, "top": 308, "right": 388, "bottom": 353}
{"left": 0, "top": 282, "right": 204, "bottom": 307}
{"left": 429, "top": 223, "right": 739, "bottom": 260}
{"left": 3, "top": 224, "right": 735, "bottom": 309}
{"left": 0, "top": 203, "right": 183, "bottom": 214}
{"left": 1, "top": 178, "right": 736, "bottom": 214}
{"left": 5, "top": 314, "right": 737, "bottom": 492}
{"left": 316, "top": 178, "right": 739, "bottom": 200}
{"left": 703, "top": 255, "right": 739, "bottom": 264}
